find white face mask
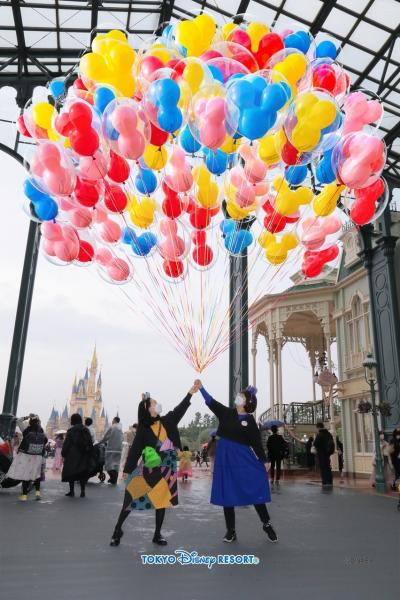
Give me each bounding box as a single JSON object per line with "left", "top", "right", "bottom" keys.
{"left": 234, "top": 395, "right": 245, "bottom": 407}
{"left": 155, "top": 403, "right": 162, "bottom": 415}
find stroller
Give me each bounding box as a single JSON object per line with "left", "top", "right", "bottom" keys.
{"left": 87, "top": 442, "right": 106, "bottom": 483}
{"left": 0, "top": 436, "right": 20, "bottom": 489}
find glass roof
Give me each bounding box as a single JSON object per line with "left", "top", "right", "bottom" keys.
{"left": 0, "top": 0, "right": 399, "bottom": 179}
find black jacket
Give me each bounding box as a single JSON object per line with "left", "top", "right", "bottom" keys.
{"left": 314, "top": 428, "right": 335, "bottom": 456}
{"left": 124, "top": 393, "right": 192, "bottom": 474}
{"left": 61, "top": 424, "right": 94, "bottom": 482}
{"left": 267, "top": 433, "right": 286, "bottom": 460}
{"left": 19, "top": 426, "right": 47, "bottom": 456}
{"left": 205, "top": 396, "right": 268, "bottom": 462}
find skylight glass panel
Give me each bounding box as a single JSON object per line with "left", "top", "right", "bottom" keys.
{"left": 323, "top": 8, "right": 357, "bottom": 37}
{"left": 351, "top": 21, "right": 391, "bottom": 52}
{"left": 285, "top": 0, "right": 322, "bottom": 21}
{"left": 248, "top": 2, "right": 276, "bottom": 25}
{"left": 366, "top": 0, "right": 400, "bottom": 28}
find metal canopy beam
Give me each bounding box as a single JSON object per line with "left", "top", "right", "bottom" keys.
{"left": 309, "top": 0, "right": 337, "bottom": 36}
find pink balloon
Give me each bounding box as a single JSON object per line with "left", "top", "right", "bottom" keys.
{"left": 199, "top": 123, "right": 226, "bottom": 150}
{"left": 43, "top": 168, "right": 75, "bottom": 196}
{"left": 159, "top": 218, "right": 178, "bottom": 236}
{"left": 54, "top": 238, "right": 79, "bottom": 262}
{"left": 30, "top": 155, "right": 46, "bottom": 178}
{"left": 43, "top": 239, "right": 56, "bottom": 256}
{"left": 112, "top": 105, "right": 137, "bottom": 135}
{"left": 79, "top": 151, "right": 108, "bottom": 180}
{"left": 240, "top": 144, "right": 268, "bottom": 183}
{"left": 107, "top": 258, "right": 131, "bottom": 281}
{"left": 165, "top": 147, "right": 193, "bottom": 192}
{"left": 100, "top": 219, "right": 121, "bottom": 243}
{"left": 205, "top": 97, "right": 226, "bottom": 121}
{"left": 95, "top": 247, "right": 113, "bottom": 266}
{"left": 118, "top": 132, "right": 145, "bottom": 160}
{"left": 41, "top": 221, "right": 63, "bottom": 241}
{"left": 58, "top": 196, "right": 76, "bottom": 211}
{"left": 160, "top": 235, "right": 185, "bottom": 260}
{"left": 36, "top": 143, "right": 61, "bottom": 171}
{"left": 70, "top": 207, "right": 93, "bottom": 228}
{"left": 94, "top": 207, "right": 108, "bottom": 224}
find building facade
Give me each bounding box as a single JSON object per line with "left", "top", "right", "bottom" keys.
{"left": 45, "top": 347, "right": 109, "bottom": 440}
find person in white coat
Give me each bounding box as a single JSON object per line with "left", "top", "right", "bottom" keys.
{"left": 100, "top": 417, "right": 123, "bottom": 485}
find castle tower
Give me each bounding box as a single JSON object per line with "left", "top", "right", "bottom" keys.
{"left": 46, "top": 407, "right": 59, "bottom": 439}
{"left": 59, "top": 403, "right": 69, "bottom": 430}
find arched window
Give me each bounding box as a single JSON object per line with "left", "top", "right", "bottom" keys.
{"left": 346, "top": 295, "right": 371, "bottom": 363}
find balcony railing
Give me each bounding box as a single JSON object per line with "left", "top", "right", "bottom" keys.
{"left": 258, "top": 400, "right": 340, "bottom": 428}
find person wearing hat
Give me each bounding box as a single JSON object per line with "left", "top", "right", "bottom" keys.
{"left": 6, "top": 415, "right": 47, "bottom": 501}
{"left": 110, "top": 385, "right": 198, "bottom": 547}
{"left": 195, "top": 380, "right": 277, "bottom": 544}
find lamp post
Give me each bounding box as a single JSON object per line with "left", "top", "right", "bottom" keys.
{"left": 362, "top": 353, "right": 386, "bottom": 493}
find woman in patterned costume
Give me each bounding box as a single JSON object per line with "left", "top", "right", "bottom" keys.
{"left": 110, "top": 384, "right": 199, "bottom": 547}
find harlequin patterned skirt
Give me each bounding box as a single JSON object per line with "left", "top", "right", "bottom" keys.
{"left": 125, "top": 446, "right": 178, "bottom": 510}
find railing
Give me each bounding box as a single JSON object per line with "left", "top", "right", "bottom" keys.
{"left": 259, "top": 400, "right": 334, "bottom": 428}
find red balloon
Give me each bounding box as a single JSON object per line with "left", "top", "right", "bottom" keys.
{"left": 107, "top": 151, "right": 130, "bottom": 183}
{"left": 163, "top": 259, "right": 184, "bottom": 278}
{"left": 73, "top": 78, "right": 88, "bottom": 92}
{"left": 312, "top": 66, "right": 336, "bottom": 93}
{"left": 168, "top": 59, "right": 185, "bottom": 76}
{"left": 75, "top": 177, "right": 99, "bottom": 207}
{"left": 189, "top": 207, "right": 211, "bottom": 230}
{"left": 69, "top": 102, "right": 93, "bottom": 131}
{"left": 302, "top": 246, "right": 339, "bottom": 278}
{"left": 78, "top": 240, "right": 94, "bottom": 263}
{"left": 141, "top": 55, "right": 164, "bottom": 80}
{"left": 255, "top": 33, "right": 284, "bottom": 68}
{"left": 16, "top": 115, "right": 32, "bottom": 138}
{"left": 150, "top": 122, "right": 169, "bottom": 146}
{"left": 229, "top": 29, "right": 252, "bottom": 50}
{"left": 191, "top": 230, "right": 207, "bottom": 245}
{"left": 162, "top": 195, "right": 183, "bottom": 219}
{"left": 281, "top": 140, "right": 300, "bottom": 166}
{"left": 193, "top": 244, "right": 213, "bottom": 266}
{"left": 70, "top": 128, "right": 99, "bottom": 156}
{"left": 162, "top": 180, "right": 178, "bottom": 198}
{"left": 264, "top": 212, "right": 286, "bottom": 233}
{"left": 104, "top": 183, "right": 128, "bottom": 213}
{"left": 55, "top": 112, "right": 73, "bottom": 136}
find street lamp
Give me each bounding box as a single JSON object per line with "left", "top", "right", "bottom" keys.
{"left": 362, "top": 353, "right": 386, "bottom": 493}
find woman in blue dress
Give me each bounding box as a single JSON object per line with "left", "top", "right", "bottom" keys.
{"left": 195, "top": 379, "right": 278, "bottom": 543}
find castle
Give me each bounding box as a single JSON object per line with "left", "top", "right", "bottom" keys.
{"left": 46, "top": 347, "right": 109, "bottom": 440}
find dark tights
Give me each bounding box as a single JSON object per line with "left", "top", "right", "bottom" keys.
{"left": 223, "top": 504, "right": 270, "bottom": 531}
{"left": 115, "top": 489, "right": 166, "bottom": 536}
{"left": 22, "top": 478, "right": 40, "bottom": 495}
{"left": 69, "top": 479, "right": 86, "bottom": 494}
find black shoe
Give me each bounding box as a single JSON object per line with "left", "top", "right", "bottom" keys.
{"left": 65, "top": 491, "right": 75, "bottom": 497}
{"left": 152, "top": 534, "right": 168, "bottom": 546}
{"left": 110, "top": 528, "right": 124, "bottom": 547}
{"left": 223, "top": 530, "right": 237, "bottom": 543}
{"left": 80, "top": 491, "right": 85, "bottom": 498}
{"left": 263, "top": 522, "right": 278, "bottom": 543}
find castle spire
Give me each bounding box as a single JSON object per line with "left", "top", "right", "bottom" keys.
{"left": 72, "top": 374, "right": 77, "bottom": 394}
{"left": 91, "top": 344, "right": 98, "bottom": 371}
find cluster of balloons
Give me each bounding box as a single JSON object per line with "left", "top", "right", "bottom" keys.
{"left": 17, "top": 14, "right": 388, "bottom": 284}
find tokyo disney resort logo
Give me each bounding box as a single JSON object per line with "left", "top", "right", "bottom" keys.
{"left": 140, "top": 549, "right": 260, "bottom": 569}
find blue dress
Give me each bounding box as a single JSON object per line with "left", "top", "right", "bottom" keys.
{"left": 201, "top": 389, "right": 271, "bottom": 507}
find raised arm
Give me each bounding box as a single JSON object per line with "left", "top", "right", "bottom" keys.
{"left": 166, "top": 391, "right": 193, "bottom": 426}
{"left": 197, "top": 383, "right": 231, "bottom": 421}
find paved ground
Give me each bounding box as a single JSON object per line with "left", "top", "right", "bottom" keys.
{"left": 0, "top": 468, "right": 399, "bottom": 600}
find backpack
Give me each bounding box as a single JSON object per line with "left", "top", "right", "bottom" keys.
{"left": 326, "top": 435, "right": 335, "bottom": 456}
{"left": 23, "top": 431, "right": 46, "bottom": 456}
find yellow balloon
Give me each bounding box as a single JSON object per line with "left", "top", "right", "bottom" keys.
{"left": 194, "top": 14, "right": 216, "bottom": 40}
{"left": 220, "top": 135, "right": 240, "bottom": 154}
{"left": 258, "top": 130, "right": 284, "bottom": 165}
{"left": 107, "top": 41, "right": 135, "bottom": 70}
{"left": 176, "top": 21, "right": 202, "bottom": 57}
{"left": 143, "top": 144, "right": 167, "bottom": 170}
{"left": 128, "top": 195, "right": 156, "bottom": 228}
{"left": 247, "top": 22, "right": 269, "bottom": 52}
{"left": 149, "top": 47, "right": 170, "bottom": 64}
{"left": 80, "top": 52, "right": 107, "bottom": 82}
{"left": 47, "top": 128, "right": 61, "bottom": 142}
{"left": 106, "top": 29, "right": 127, "bottom": 42}
{"left": 311, "top": 100, "right": 336, "bottom": 129}
{"left": 291, "top": 122, "right": 321, "bottom": 152}
{"left": 183, "top": 61, "right": 204, "bottom": 94}
{"left": 273, "top": 54, "right": 307, "bottom": 93}
{"left": 258, "top": 230, "right": 274, "bottom": 249}
{"left": 221, "top": 23, "right": 237, "bottom": 40}
{"left": 273, "top": 176, "right": 313, "bottom": 215}
{"left": 227, "top": 200, "right": 255, "bottom": 221}
{"left": 313, "top": 183, "right": 345, "bottom": 217}
{"left": 32, "top": 102, "right": 55, "bottom": 130}
{"left": 294, "top": 92, "right": 318, "bottom": 118}
{"left": 265, "top": 244, "right": 287, "bottom": 265}
{"left": 281, "top": 233, "right": 298, "bottom": 251}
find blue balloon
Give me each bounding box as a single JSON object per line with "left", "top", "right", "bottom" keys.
{"left": 316, "top": 150, "right": 336, "bottom": 184}
{"left": 225, "top": 229, "right": 253, "bottom": 255}
{"left": 48, "top": 79, "right": 65, "bottom": 98}
{"left": 104, "top": 118, "right": 119, "bottom": 141}
{"left": 94, "top": 87, "right": 115, "bottom": 114}
{"left": 229, "top": 79, "right": 255, "bottom": 109}
{"left": 285, "top": 165, "right": 308, "bottom": 185}
{"left": 316, "top": 40, "right": 337, "bottom": 60}
{"left": 157, "top": 106, "right": 182, "bottom": 133}
{"left": 121, "top": 227, "right": 137, "bottom": 245}
{"left": 321, "top": 112, "right": 342, "bottom": 135}
{"left": 261, "top": 82, "right": 289, "bottom": 112}
{"left": 24, "top": 178, "right": 51, "bottom": 203}
{"left": 204, "top": 148, "right": 228, "bottom": 175}
{"left": 208, "top": 65, "right": 224, "bottom": 83}
{"left": 247, "top": 75, "right": 267, "bottom": 105}
{"left": 132, "top": 232, "right": 157, "bottom": 256}
{"left": 239, "top": 107, "right": 274, "bottom": 140}
{"left": 220, "top": 219, "right": 236, "bottom": 235}
{"left": 34, "top": 198, "right": 58, "bottom": 221}
{"left": 284, "top": 31, "right": 311, "bottom": 54}
{"left": 180, "top": 126, "right": 201, "bottom": 153}
{"left": 152, "top": 79, "right": 180, "bottom": 106}
{"left": 135, "top": 168, "right": 158, "bottom": 195}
